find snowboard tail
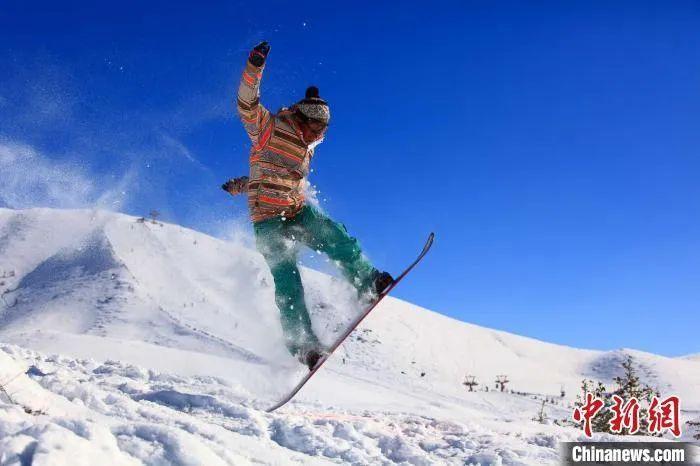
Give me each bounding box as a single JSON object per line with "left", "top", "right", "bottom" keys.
{"left": 266, "top": 232, "right": 435, "bottom": 412}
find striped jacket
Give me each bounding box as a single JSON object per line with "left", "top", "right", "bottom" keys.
{"left": 237, "top": 60, "right": 315, "bottom": 223}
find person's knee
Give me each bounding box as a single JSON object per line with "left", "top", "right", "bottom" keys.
{"left": 260, "top": 241, "right": 298, "bottom": 268}
{"left": 327, "top": 236, "right": 361, "bottom": 261}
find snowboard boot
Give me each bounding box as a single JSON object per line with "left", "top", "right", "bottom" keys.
{"left": 372, "top": 270, "right": 394, "bottom": 295}
{"left": 298, "top": 347, "right": 326, "bottom": 371}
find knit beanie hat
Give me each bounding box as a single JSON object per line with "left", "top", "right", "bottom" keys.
{"left": 295, "top": 86, "right": 330, "bottom": 124}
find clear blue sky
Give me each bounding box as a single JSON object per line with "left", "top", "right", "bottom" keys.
{"left": 1, "top": 1, "right": 698, "bottom": 356}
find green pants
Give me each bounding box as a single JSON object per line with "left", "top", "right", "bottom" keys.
{"left": 254, "top": 205, "right": 376, "bottom": 356}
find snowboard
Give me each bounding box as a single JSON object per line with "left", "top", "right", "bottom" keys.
{"left": 266, "top": 232, "right": 435, "bottom": 413}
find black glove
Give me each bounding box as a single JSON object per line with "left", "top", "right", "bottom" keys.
{"left": 248, "top": 41, "right": 270, "bottom": 67}
{"left": 222, "top": 177, "right": 249, "bottom": 196}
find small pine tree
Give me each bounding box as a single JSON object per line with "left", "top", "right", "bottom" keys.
{"left": 533, "top": 399, "right": 548, "bottom": 423}
{"left": 612, "top": 355, "right": 658, "bottom": 435}
{"left": 570, "top": 356, "right": 659, "bottom": 436}
{"left": 573, "top": 379, "right": 615, "bottom": 434}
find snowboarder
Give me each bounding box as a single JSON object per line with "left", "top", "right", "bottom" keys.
{"left": 223, "top": 41, "right": 393, "bottom": 370}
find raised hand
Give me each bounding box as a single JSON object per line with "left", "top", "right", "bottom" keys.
{"left": 248, "top": 41, "right": 270, "bottom": 67}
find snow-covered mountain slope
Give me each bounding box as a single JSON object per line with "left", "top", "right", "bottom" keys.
{"left": 1, "top": 208, "right": 698, "bottom": 465}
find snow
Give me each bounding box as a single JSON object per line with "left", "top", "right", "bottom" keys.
{"left": 0, "top": 207, "right": 698, "bottom": 465}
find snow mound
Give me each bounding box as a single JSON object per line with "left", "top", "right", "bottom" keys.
{"left": 0, "top": 344, "right": 583, "bottom": 465}
{"left": 1, "top": 207, "right": 698, "bottom": 464}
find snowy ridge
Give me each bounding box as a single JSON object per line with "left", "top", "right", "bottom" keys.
{"left": 0, "top": 343, "right": 581, "bottom": 465}
{"left": 0, "top": 208, "right": 698, "bottom": 465}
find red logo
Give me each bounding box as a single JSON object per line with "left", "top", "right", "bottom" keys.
{"left": 573, "top": 392, "right": 605, "bottom": 437}
{"left": 609, "top": 395, "right": 640, "bottom": 434}
{"left": 648, "top": 395, "right": 681, "bottom": 437}
{"left": 573, "top": 393, "right": 682, "bottom": 437}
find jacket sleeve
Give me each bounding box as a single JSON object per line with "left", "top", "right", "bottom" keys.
{"left": 237, "top": 60, "right": 271, "bottom": 143}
